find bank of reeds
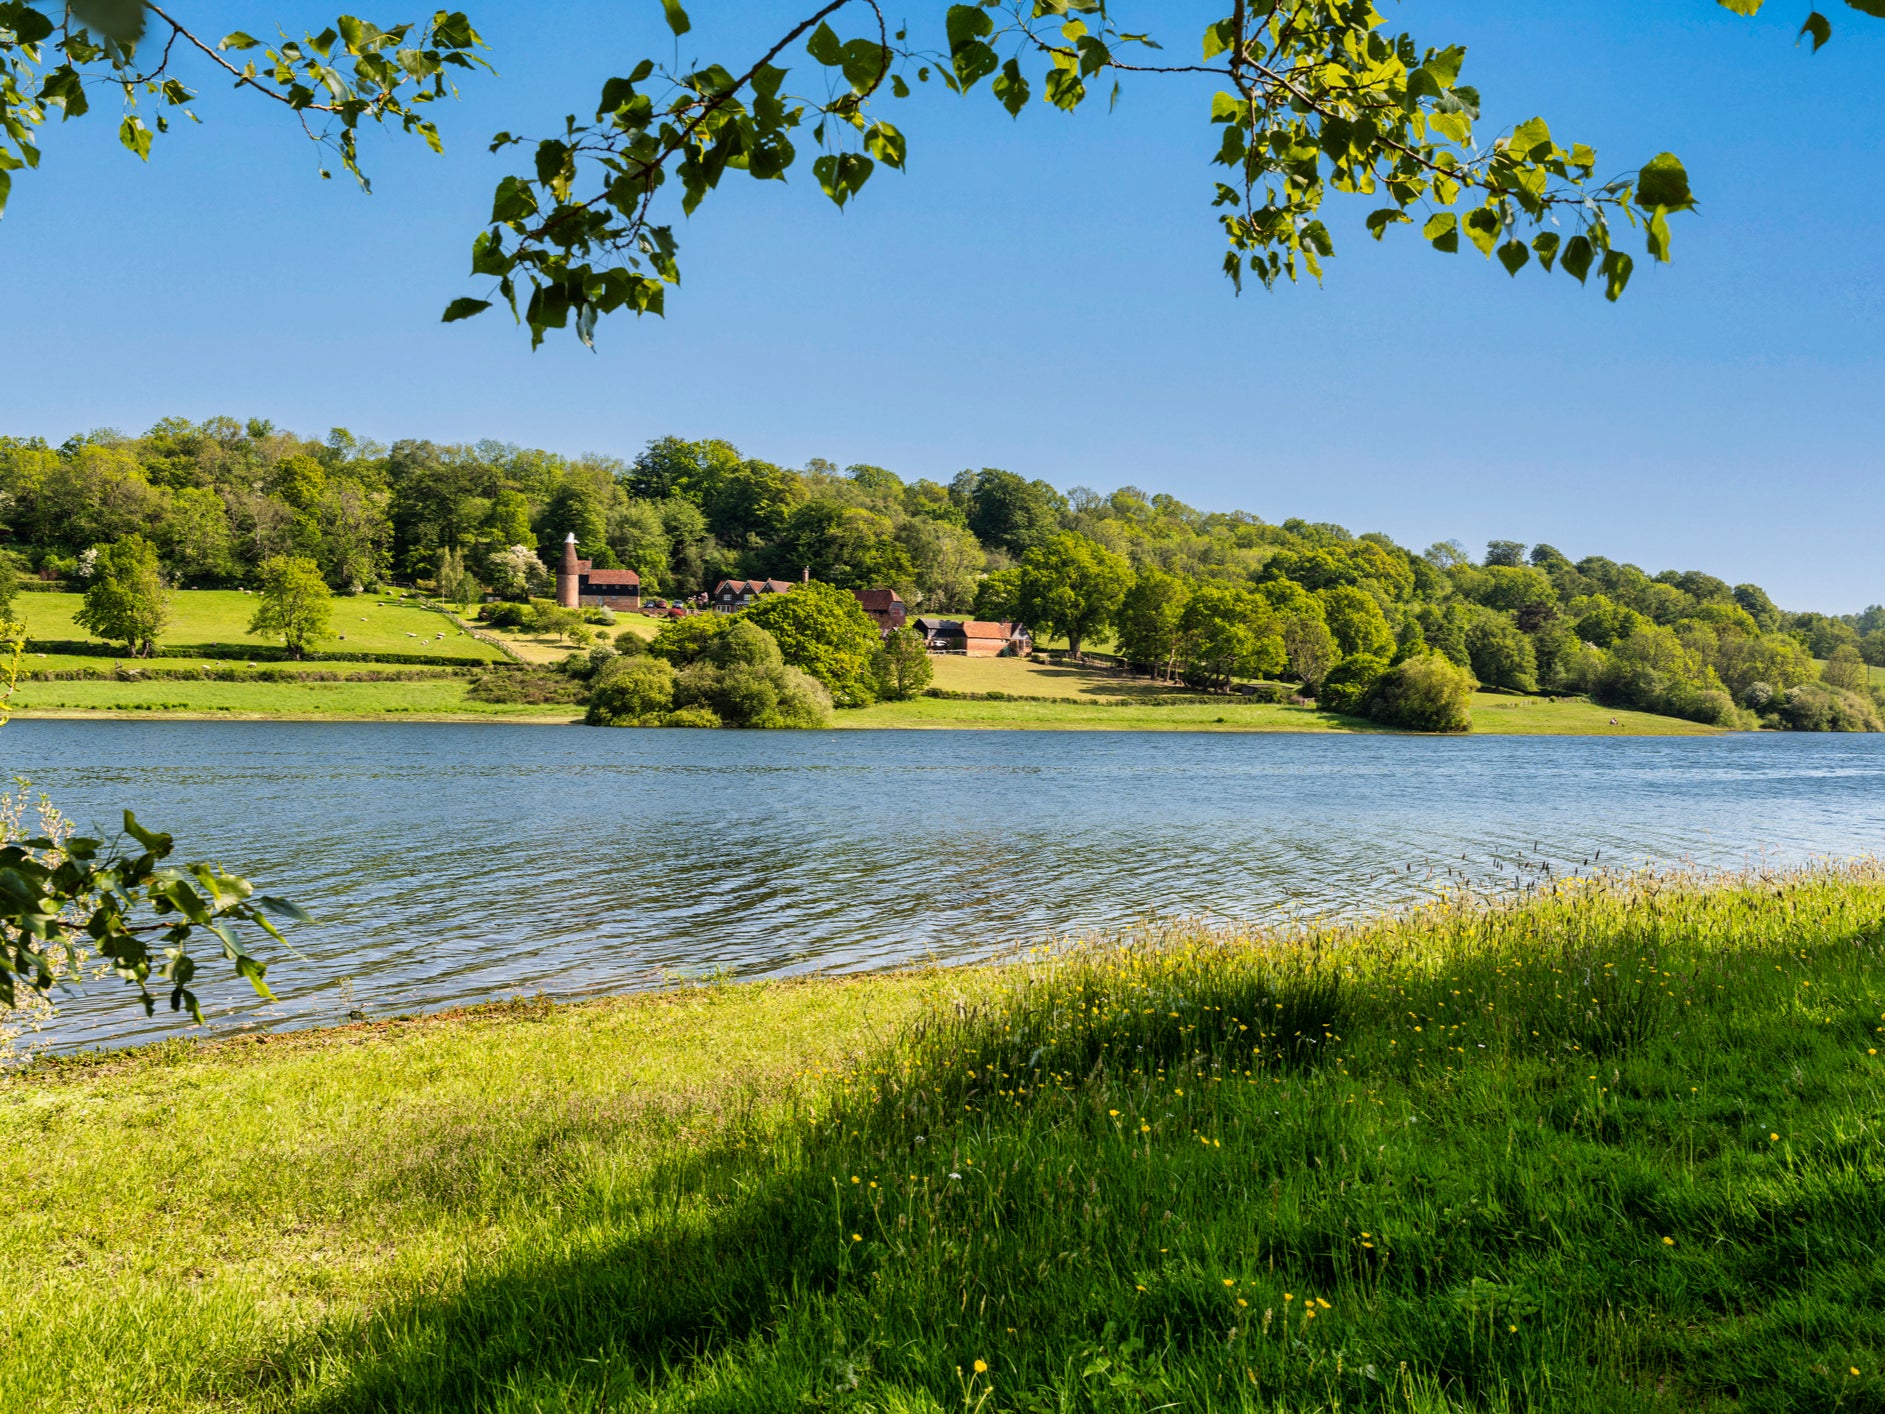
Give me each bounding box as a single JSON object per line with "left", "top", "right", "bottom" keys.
{"left": 4, "top": 865, "right": 1883, "bottom": 1412}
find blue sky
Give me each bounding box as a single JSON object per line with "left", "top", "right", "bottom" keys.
{"left": 4, "top": 2, "right": 1881, "bottom": 611}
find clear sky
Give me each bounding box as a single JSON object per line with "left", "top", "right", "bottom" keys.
{"left": 4, "top": 2, "right": 1881, "bottom": 611}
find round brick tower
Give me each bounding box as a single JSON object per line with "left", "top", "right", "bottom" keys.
{"left": 556, "top": 532, "right": 581, "bottom": 609}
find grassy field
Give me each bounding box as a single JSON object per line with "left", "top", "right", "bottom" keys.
{"left": 483, "top": 611, "right": 661, "bottom": 664}
{"left": 13, "top": 590, "right": 507, "bottom": 662}
{"left": 17, "top": 651, "right": 464, "bottom": 676}
{"left": 5, "top": 866, "right": 1883, "bottom": 1411}
{"left": 851, "top": 693, "right": 1715, "bottom": 735}
{"left": 4, "top": 676, "right": 576, "bottom": 718}
{"left": 857, "top": 655, "right": 1717, "bottom": 735}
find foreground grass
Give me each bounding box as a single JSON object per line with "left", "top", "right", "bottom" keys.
{"left": 5, "top": 867, "right": 1884, "bottom": 1411}
{"left": 15, "top": 591, "right": 507, "bottom": 662}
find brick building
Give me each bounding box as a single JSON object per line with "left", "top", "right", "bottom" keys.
{"left": 851, "top": 587, "right": 907, "bottom": 635}
{"left": 555, "top": 533, "right": 642, "bottom": 610}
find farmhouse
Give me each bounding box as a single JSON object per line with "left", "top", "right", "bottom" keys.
{"left": 851, "top": 587, "right": 907, "bottom": 635}
{"left": 555, "top": 534, "right": 641, "bottom": 610}
{"left": 711, "top": 576, "right": 799, "bottom": 612}
{"left": 915, "top": 617, "right": 1032, "bottom": 657}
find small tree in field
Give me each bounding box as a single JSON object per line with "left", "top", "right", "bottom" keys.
{"left": 435, "top": 545, "right": 481, "bottom": 611}
{"left": 74, "top": 535, "right": 169, "bottom": 657}
{"left": 872, "top": 627, "right": 933, "bottom": 700}
{"left": 250, "top": 556, "right": 333, "bottom": 660}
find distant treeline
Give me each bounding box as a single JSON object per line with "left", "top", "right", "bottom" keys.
{"left": 1, "top": 416, "right": 1880, "bottom": 730}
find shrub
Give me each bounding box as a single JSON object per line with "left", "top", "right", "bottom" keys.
{"left": 585, "top": 656, "right": 677, "bottom": 726}
{"left": 1231, "top": 681, "right": 1293, "bottom": 703}
{"left": 1823, "top": 644, "right": 1871, "bottom": 695}
{"left": 671, "top": 621, "right": 832, "bottom": 728}
{"left": 614, "top": 629, "right": 649, "bottom": 656}
{"left": 650, "top": 612, "right": 731, "bottom": 664}
{"left": 659, "top": 705, "right": 722, "bottom": 728}
{"left": 872, "top": 627, "right": 933, "bottom": 700}
{"left": 1780, "top": 682, "right": 1883, "bottom": 733}
{"left": 466, "top": 667, "right": 589, "bottom": 705}
{"left": 1315, "top": 653, "right": 1388, "bottom": 716}
{"left": 1366, "top": 654, "right": 1475, "bottom": 733}
{"left": 479, "top": 602, "right": 531, "bottom": 630}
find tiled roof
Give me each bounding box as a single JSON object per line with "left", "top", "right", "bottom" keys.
{"left": 584, "top": 568, "right": 641, "bottom": 586}
{"left": 715, "top": 578, "right": 794, "bottom": 596}
{"left": 852, "top": 588, "right": 904, "bottom": 611}
{"left": 962, "top": 621, "right": 1017, "bottom": 639}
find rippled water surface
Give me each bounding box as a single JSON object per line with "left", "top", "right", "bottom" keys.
{"left": 12, "top": 720, "right": 1885, "bottom": 1050}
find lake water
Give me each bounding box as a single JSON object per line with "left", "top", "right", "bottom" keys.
{"left": 10, "top": 721, "right": 1885, "bottom": 1051}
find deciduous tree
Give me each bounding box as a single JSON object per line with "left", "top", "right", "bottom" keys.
{"left": 248, "top": 554, "right": 333, "bottom": 659}
{"left": 75, "top": 533, "right": 169, "bottom": 656}
{"left": 1015, "top": 532, "right": 1130, "bottom": 660}
{"left": 742, "top": 580, "right": 882, "bottom": 706}
{"left": 872, "top": 625, "right": 933, "bottom": 700}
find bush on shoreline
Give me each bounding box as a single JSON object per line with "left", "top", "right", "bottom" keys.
{"left": 1364, "top": 653, "right": 1476, "bottom": 732}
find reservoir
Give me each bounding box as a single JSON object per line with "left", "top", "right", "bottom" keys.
{"left": 12, "top": 720, "right": 1885, "bottom": 1051}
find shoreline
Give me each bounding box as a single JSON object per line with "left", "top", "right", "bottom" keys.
{"left": 8, "top": 703, "right": 1729, "bottom": 736}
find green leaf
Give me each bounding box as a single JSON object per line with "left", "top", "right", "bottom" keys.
{"left": 1422, "top": 211, "right": 1459, "bottom": 253}
{"left": 490, "top": 174, "right": 537, "bottom": 223}
{"left": 1846, "top": 0, "right": 1885, "bottom": 15}
{"left": 1423, "top": 45, "right": 1466, "bottom": 88}
{"left": 1043, "top": 64, "right": 1085, "bottom": 111}
{"left": 1646, "top": 207, "right": 1673, "bottom": 262}
{"left": 660, "top": 0, "right": 691, "bottom": 37}
{"left": 993, "top": 57, "right": 1030, "bottom": 116}
{"left": 1508, "top": 116, "right": 1552, "bottom": 158}
{"left": 1429, "top": 108, "right": 1473, "bottom": 147}
{"left": 1201, "top": 19, "right": 1237, "bottom": 60}
{"left": 1716, "top": 0, "right": 1764, "bottom": 13}
{"left": 863, "top": 122, "right": 905, "bottom": 169}
{"left": 1602, "top": 249, "right": 1634, "bottom": 301}
{"left": 806, "top": 21, "right": 843, "bottom": 66}
{"left": 69, "top": 0, "right": 145, "bottom": 44}
{"left": 946, "top": 5, "right": 997, "bottom": 89}
{"left": 442, "top": 297, "right": 492, "bottom": 322}
{"left": 220, "top": 31, "right": 262, "bottom": 51}
{"left": 812, "top": 151, "right": 874, "bottom": 208}
{"left": 0, "top": 168, "right": 10, "bottom": 219}
{"left": 839, "top": 37, "right": 887, "bottom": 92}
{"left": 1635, "top": 152, "right": 1693, "bottom": 211}
{"left": 1464, "top": 205, "right": 1501, "bottom": 257}
{"left": 1365, "top": 208, "right": 1410, "bottom": 240}
{"left": 1799, "top": 11, "right": 1833, "bottom": 47}
{"left": 1531, "top": 230, "right": 1561, "bottom": 271}
{"left": 257, "top": 896, "right": 315, "bottom": 924}
{"left": 118, "top": 115, "right": 152, "bottom": 161}
{"left": 1496, "top": 238, "right": 1530, "bottom": 276}
{"left": 1560, "top": 234, "right": 1595, "bottom": 284}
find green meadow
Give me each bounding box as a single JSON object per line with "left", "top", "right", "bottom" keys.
{"left": 11, "top": 590, "right": 507, "bottom": 662}
{"left": 5, "top": 866, "right": 1882, "bottom": 1411}
{"left": 4, "top": 675, "right": 573, "bottom": 718}
{"left": 847, "top": 691, "right": 1715, "bottom": 736}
